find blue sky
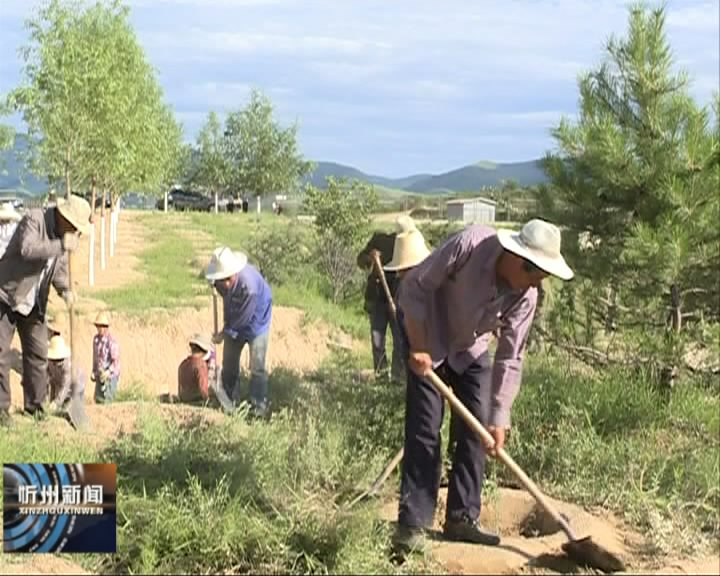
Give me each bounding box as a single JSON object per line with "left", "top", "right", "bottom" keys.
{"left": 1, "top": 0, "right": 718, "bottom": 177}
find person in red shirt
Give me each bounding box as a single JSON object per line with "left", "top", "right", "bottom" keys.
{"left": 177, "top": 334, "right": 216, "bottom": 404}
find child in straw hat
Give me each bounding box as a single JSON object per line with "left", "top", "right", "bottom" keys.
{"left": 177, "top": 334, "right": 217, "bottom": 404}
{"left": 91, "top": 311, "right": 120, "bottom": 403}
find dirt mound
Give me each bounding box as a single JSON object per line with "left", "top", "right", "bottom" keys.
{"left": 8, "top": 304, "right": 333, "bottom": 408}
{"left": 380, "top": 487, "right": 719, "bottom": 575}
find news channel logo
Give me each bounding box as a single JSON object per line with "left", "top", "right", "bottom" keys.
{"left": 3, "top": 463, "right": 116, "bottom": 553}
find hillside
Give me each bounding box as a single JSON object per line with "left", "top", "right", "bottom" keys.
{"left": 0, "top": 133, "right": 50, "bottom": 194}
{"left": 2, "top": 132, "right": 549, "bottom": 196}
{"left": 301, "top": 158, "right": 548, "bottom": 193}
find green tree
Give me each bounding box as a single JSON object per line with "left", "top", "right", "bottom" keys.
{"left": 538, "top": 3, "right": 719, "bottom": 386}
{"left": 192, "top": 111, "right": 230, "bottom": 213}
{"left": 224, "top": 88, "right": 313, "bottom": 200}
{"left": 6, "top": 0, "right": 95, "bottom": 199}
{"left": 303, "top": 177, "right": 379, "bottom": 303}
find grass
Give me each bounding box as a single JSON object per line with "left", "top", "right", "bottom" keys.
{"left": 503, "top": 353, "right": 720, "bottom": 555}
{"left": 0, "top": 358, "right": 439, "bottom": 575}
{"left": 84, "top": 213, "right": 209, "bottom": 313}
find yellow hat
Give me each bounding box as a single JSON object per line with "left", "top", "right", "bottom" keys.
{"left": 384, "top": 228, "right": 431, "bottom": 271}
{"left": 93, "top": 311, "right": 110, "bottom": 326}
{"left": 47, "top": 335, "right": 70, "bottom": 360}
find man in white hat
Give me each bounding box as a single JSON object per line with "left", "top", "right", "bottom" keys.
{"left": 205, "top": 246, "right": 273, "bottom": 419}
{"left": 356, "top": 216, "right": 419, "bottom": 383}
{"left": 391, "top": 218, "right": 573, "bottom": 555}
{"left": 0, "top": 202, "right": 22, "bottom": 259}
{"left": 0, "top": 194, "right": 90, "bottom": 424}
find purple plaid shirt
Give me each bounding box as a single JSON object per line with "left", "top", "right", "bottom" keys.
{"left": 93, "top": 332, "right": 120, "bottom": 379}
{"left": 397, "top": 224, "right": 538, "bottom": 428}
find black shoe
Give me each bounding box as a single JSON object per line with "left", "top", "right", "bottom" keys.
{"left": 391, "top": 524, "right": 428, "bottom": 560}
{"left": 247, "top": 402, "right": 269, "bottom": 422}
{"left": 0, "top": 409, "right": 12, "bottom": 428}
{"left": 24, "top": 405, "right": 48, "bottom": 422}
{"left": 443, "top": 514, "right": 501, "bottom": 546}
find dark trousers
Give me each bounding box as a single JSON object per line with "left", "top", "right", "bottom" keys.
{"left": 369, "top": 303, "right": 405, "bottom": 382}
{"left": 398, "top": 345, "right": 492, "bottom": 528}
{"left": 0, "top": 303, "right": 49, "bottom": 413}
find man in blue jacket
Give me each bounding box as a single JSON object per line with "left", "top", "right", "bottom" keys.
{"left": 206, "top": 246, "right": 272, "bottom": 419}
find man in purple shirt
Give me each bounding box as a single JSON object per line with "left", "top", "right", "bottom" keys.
{"left": 392, "top": 218, "right": 573, "bottom": 555}
{"left": 206, "top": 246, "right": 273, "bottom": 420}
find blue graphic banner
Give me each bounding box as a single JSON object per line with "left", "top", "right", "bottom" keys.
{"left": 3, "top": 463, "right": 116, "bottom": 553}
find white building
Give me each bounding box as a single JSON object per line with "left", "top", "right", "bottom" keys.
{"left": 446, "top": 197, "right": 497, "bottom": 224}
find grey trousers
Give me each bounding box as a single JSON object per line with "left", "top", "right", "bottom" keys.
{"left": 369, "top": 303, "right": 405, "bottom": 382}
{"left": 0, "top": 303, "right": 48, "bottom": 413}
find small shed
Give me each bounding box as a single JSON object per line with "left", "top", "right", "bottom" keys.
{"left": 446, "top": 197, "right": 497, "bottom": 224}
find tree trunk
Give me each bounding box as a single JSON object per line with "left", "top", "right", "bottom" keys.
{"left": 661, "top": 284, "right": 682, "bottom": 393}
{"left": 88, "top": 176, "right": 97, "bottom": 287}
{"left": 110, "top": 189, "right": 115, "bottom": 259}
{"left": 101, "top": 185, "right": 107, "bottom": 271}
{"left": 214, "top": 190, "right": 219, "bottom": 214}
{"left": 65, "top": 148, "right": 71, "bottom": 200}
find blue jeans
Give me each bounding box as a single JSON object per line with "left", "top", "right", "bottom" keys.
{"left": 94, "top": 374, "right": 119, "bottom": 404}
{"left": 222, "top": 330, "right": 269, "bottom": 410}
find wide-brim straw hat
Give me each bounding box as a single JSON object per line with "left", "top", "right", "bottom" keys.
{"left": 189, "top": 333, "right": 211, "bottom": 353}
{"left": 47, "top": 335, "right": 70, "bottom": 360}
{"left": 384, "top": 228, "right": 431, "bottom": 271}
{"left": 205, "top": 246, "right": 247, "bottom": 281}
{"left": 56, "top": 194, "right": 91, "bottom": 236}
{"left": 496, "top": 218, "right": 574, "bottom": 281}
{"left": 395, "top": 214, "right": 418, "bottom": 233}
{"left": 0, "top": 202, "right": 21, "bottom": 222}
{"left": 93, "top": 311, "right": 110, "bottom": 326}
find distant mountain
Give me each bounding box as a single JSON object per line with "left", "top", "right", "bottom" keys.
{"left": 0, "top": 134, "right": 51, "bottom": 194}
{"left": 305, "top": 159, "right": 548, "bottom": 194}
{"left": 1, "top": 132, "right": 549, "bottom": 196}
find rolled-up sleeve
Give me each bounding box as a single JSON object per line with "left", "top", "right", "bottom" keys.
{"left": 401, "top": 230, "right": 473, "bottom": 323}
{"left": 490, "top": 288, "right": 538, "bottom": 428}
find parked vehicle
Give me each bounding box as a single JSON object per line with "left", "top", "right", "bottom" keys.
{"left": 155, "top": 188, "right": 214, "bottom": 212}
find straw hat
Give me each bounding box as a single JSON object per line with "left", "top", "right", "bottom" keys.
{"left": 205, "top": 246, "right": 247, "bottom": 281}
{"left": 189, "top": 333, "right": 211, "bottom": 353}
{"left": 93, "top": 311, "right": 110, "bottom": 326}
{"left": 395, "top": 214, "right": 418, "bottom": 233}
{"left": 56, "top": 194, "right": 91, "bottom": 236}
{"left": 0, "top": 202, "right": 21, "bottom": 222}
{"left": 47, "top": 335, "right": 70, "bottom": 360}
{"left": 496, "top": 219, "right": 574, "bottom": 281}
{"left": 384, "top": 228, "right": 431, "bottom": 271}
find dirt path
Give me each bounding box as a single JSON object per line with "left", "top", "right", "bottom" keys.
{"left": 379, "top": 488, "right": 719, "bottom": 575}
{"left": 73, "top": 210, "right": 146, "bottom": 291}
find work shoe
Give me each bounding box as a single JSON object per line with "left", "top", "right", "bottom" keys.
{"left": 0, "top": 409, "right": 12, "bottom": 428}
{"left": 443, "top": 514, "right": 501, "bottom": 546}
{"left": 391, "top": 524, "right": 428, "bottom": 560}
{"left": 247, "top": 401, "right": 270, "bottom": 422}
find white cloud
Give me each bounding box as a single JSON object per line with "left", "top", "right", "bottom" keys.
{"left": 666, "top": 2, "right": 720, "bottom": 30}
{"left": 128, "top": 0, "right": 285, "bottom": 6}
{"left": 142, "top": 29, "right": 392, "bottom": 62}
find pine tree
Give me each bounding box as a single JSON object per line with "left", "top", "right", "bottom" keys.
{"left": 538, "top": 3, "right": 719, "bottom": 385}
